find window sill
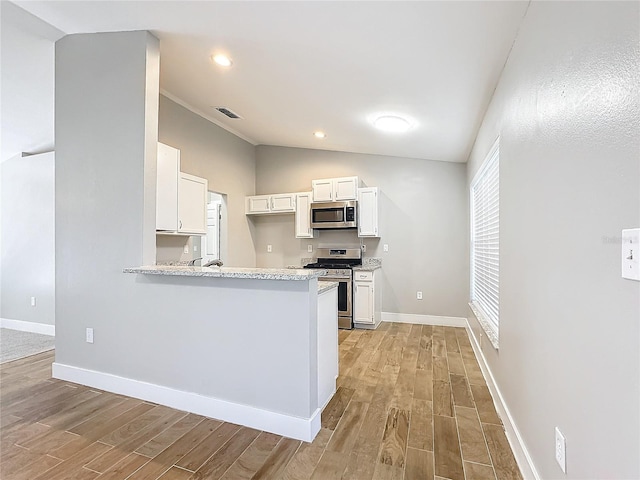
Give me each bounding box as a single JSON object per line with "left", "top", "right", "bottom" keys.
{"left": 468, "top": 302, "right": 499, "bottom": 350}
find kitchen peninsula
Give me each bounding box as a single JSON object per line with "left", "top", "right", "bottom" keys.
{"left": 54, "top": 265, "right": 337, "bottom": 442}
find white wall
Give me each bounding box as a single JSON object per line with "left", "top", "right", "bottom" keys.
{"left": 255, "top": 146, "right": 469, "bottom": 318}
{"left": 158, "top": 96, "right": 256, "bottom": 267}
{"left": 466, "top": 2, "right": 640, "bottom": 478}
{"left": 1, "top": 152, "right": 55, "bottom": 326}
{"left": 0, "top": 2, "right": 63, "bottom": 163}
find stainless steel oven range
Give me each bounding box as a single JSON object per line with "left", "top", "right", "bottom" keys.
{"left": 303, "top": 247, "right": 362, "bottom": 329}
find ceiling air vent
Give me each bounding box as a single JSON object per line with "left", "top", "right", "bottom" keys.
{"left": 214, "top": 107, "right": 242, "bottom": 119}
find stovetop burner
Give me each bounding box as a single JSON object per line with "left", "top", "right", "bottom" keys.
{"left": 304, "top": 263, "right": 354, "bottom": 270}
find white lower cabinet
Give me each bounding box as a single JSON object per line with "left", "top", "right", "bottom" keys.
{"left": 317, "top": 286, "right": 338, "bottom": 409}
{"left": 353, "top": 269, "right": 381, "bottom": 327}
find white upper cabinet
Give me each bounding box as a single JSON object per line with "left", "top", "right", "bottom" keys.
{"left": 178, "top": 173, "right": 207, "bottom": 234}
{"left": 246, "top": 195, "right": 272, "bottom": 214}
{"left": 245, "top": 193, "right": 296, "bottom": 215}
{"left": 156, "top": 142, "right": 208, "bottom": 235}
{"left": 270, "top": 193, "right": 296, "bottom": 212}
{"left": 156, "top": 142, "right": 180, "bottom": 231}
{"left": 358, "top": 187, "right": 380, "bottom": 237}
{"left": 312, "top": 176, "right": 359, "bottom": 202}
{"left": 311, "top": 179, "right": 334, "bottom": 202}
{"left": 295, "top": 192, "right": 318, "bottom": 239}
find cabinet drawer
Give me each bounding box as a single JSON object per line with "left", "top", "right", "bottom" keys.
{"left": 354, "top": 271, "right": 373, "bottom": 282}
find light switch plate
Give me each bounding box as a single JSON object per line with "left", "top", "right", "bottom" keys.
{"left": 307, "top": 245, "right": 313, "bottom": 253}
{"left": 622, "top": 228, "right": 640, "bottom": 281}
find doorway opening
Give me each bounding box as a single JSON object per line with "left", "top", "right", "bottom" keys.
{"left": 201, "top": 191, "right": 227, "bottom": 264}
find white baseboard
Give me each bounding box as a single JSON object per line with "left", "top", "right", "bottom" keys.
{"left": 465, "top": 321, "right": 541, "bottom": 480}
{"left": 0, "top": 318, "right": 55, "bottom": 336}
{"left": 381, "top": 312, "right": 467, "bottom": 327}
{"left": 52, "top": 362, "right": 320, "bottom": 442}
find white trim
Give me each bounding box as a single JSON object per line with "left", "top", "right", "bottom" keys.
{"left": 0, "top": 318, "right": 55, "bottom": 336}
{"left": 381, "top": 312, "right": 467, "bottom": 327}
{"left": 160, "top": 90, "right": 257, "bottom": 146}
{"left": 464, "top": 320, "right": 541, "bottom": 480}
{"left": 52, "top": 362, "right": 320, "bottom": 442}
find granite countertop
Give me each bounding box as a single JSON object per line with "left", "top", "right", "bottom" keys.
{"left": 353, "top": 258, "right": 382, "bottom": 271}
{"left": 318, "top": 281, "right": 339, "bottom": 294}
{"left": 124, "top": 265, "right": 327, "bottom": 281}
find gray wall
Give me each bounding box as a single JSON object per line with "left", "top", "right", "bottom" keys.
{"left": 255, "top": 146, "right": 469, "bottom": 318}
{"left": 466, "top": 2, "right": 640, "bottom": 478}
{"left": 55, "top": 30, "right": 159, "bottom": 367}
{"left": 158, "top": 96, "right": 256, "bottom": 267}
{"left": 54, "top": 31, "right": 321, "bottom": 422}
{"left": 1, "top": 152, "right": 55, "bottom": 325}
{"left": 1, "top": 2, "right": 63, "bottom": 163}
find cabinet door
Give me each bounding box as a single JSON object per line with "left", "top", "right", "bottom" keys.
{"left": 271, "top": 194, "right": 296, "bottom": 212}
{"left": 334, "top": 176, "right": 358, "bottom": 201}
{"left": 358, "top": 187, "right": 379, "bottom": 237}
{"left": 312, "top": 179, "right": 334, "bottom": 202}
{"left": 246, "top": 195, "right": 271, "bottom": 214}
{"left": 295, "top": 192, "right": 314, "bottom": 238}
{"left": 178, "top": 173, "right": 207, "bottom": 234}
{"left": 156, "top": 143, "right": 179, "bottom": 231}
{"left": 354, "top": 281, "right": 374, "bottom": 324}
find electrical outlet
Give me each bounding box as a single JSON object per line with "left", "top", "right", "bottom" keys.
{"left": 30, "top": 296, "right": 36, "bottom": 307}
{"left": 183, "top": 245, "right": 189, "bottom": 254}
{"left": 194, "top": 244, "right": 198, "bottom": 252}
{"left": 622, "top": 228, "right": 640, "bottom": 281}
{"left": 267, "top": 244, "right": 272, "bottom": 253}
{"left": 307, "top": 245, "right": 313, "bottom": 253}
{"left": 555, "top": 427, "right": 566, "bottom": 473}
{"left": 361, "top": 244, "right": 366, "bottom": 253}
{"left": 383, "top": 244, "right": 389, "bottom": 252}
{"left": 416, "top": 291, "right": 423, "bottom": 300}
{"left": 86, "top": 328, "right": 94, "bottom": 344}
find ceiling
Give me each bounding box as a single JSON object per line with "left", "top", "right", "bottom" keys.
{"left": 14, "top": 1, "right": 529, "bottom": 163}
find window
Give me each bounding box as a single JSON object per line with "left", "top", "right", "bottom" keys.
{"left": 470, "top": 138, "right": 500, "bottom": 348}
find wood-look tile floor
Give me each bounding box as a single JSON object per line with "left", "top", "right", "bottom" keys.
{"left": 0, "top": 323, "right": 523, "bottom": 480}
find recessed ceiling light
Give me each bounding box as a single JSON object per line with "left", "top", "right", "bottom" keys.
{"left": 212, "top": 54, "right": 233, "bottom": 67}
{"left": 373, "top": 115, "right": 411, "bottom": 133}
{"left": 314, "top": 131, "right": 326, "bottom": 139}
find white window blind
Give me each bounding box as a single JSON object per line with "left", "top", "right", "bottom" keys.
{"left": 470, "top": 138, "right": 500, "bottom": 346}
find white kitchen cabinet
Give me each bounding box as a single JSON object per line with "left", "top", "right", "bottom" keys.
{"left": 245, "top": 193, "right": 296, "bottom": 215}
{"left": 354, "top": 269, "right": 381, "bottom": 328}
{"left": 271, "top": 193, "right": 296, "bottom": 212}
{"left": 295, "top": 192, "right": 318, "bottom": 238}
{"left": 178, "top": 173, "right": 207, "bottom": 234}
{"left": 317, "top": 285, "right": 338, "bottom": 409}
{"left": 246, "top": 195, "right": 272, "bottom": 214}
{"left": 312, "top": 176, "right": 359, "bottom": 202}
{"left": 156, "top": 142, "right": 180, "bottom": 231}
{"left": 358, "top": 187, "right": 380, "bottom": 237}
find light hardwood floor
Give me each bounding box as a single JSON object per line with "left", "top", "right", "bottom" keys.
{"left": 0, "top": 323, "right": 523, "bottom": 480}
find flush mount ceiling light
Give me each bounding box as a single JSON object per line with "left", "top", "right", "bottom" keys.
{"left": 211, "top": 54, "right": 233, "bottom": 67}
{"left": 373, "top": 115, "right": 411, "bottom": 133}
{"left": 313, "top": 131, "right": 327, "bottom": 139}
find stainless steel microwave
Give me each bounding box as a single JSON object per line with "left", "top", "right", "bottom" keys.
{"left": 310, "top": 201, "right": 357, "bottom": 229}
